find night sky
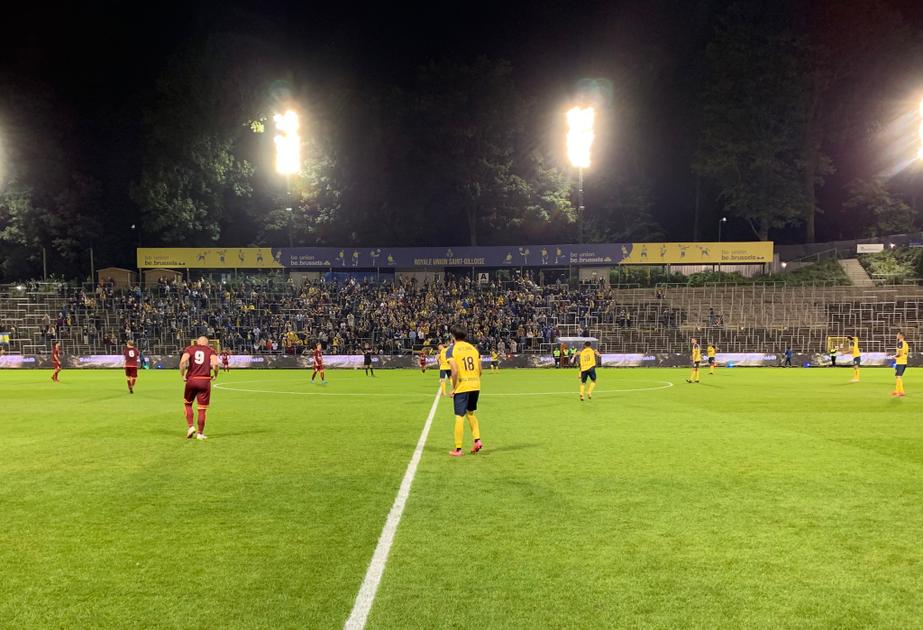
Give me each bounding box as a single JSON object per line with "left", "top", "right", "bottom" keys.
{"left": 3, "top": 0, "right": 923, "bottom": 254}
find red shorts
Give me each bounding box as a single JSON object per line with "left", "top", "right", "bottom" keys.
{"left": 125, "top": 367, "right": 138, "bottom": 378}
{"left": 53, "top": 362, "right": 61, "bottom": 369}
{"left": 222, "top": 360, "right": 229, "bottom": 367}
{"left": 183, "top": 377, "right": 212, "bottom": 407}
{"left": 313, "top": 363, "right": 323, "bottom": 371}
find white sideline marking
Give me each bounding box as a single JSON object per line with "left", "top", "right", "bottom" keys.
{"left": 214, "top": 380, "right": 674, "bottom": 397}
{"left": 344, "top": 388, "right": 442, "bottom": 630}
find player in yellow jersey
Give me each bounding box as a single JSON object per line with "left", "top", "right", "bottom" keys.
{"left": 687, "top": 337, "right": 701, "bottom": 383}
{"left": 706, "top": 343, "right": 718, "bottom": 375}
{"left": 490, "top": 349, "right": 500, "bottom": 370}
{"left": 892, "top": 331, "right": 909, "bottom": 398}
{"left": 578, "top": 341, "right": 601, "bottom": 401}
{"left": 847, "top": 335, "right": 861, "bottom": 383}
{"left": 446, "top": 325, "right": 483, "bottom": 456}
{"left": 437, "top": 343, "right": 451, "bottom": 397}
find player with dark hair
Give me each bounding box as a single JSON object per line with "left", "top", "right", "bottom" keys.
{"left": 847, "top": 336, "right": 861, "bottom": 383}
{"left": 578, "top": 341, "right": 600, "bottom": 401}
{"left": 363, "top": 345, "right": 375, "bottom": 377}
{"left": 123, "top": 341, "right": 139, "bottom": 393}
{"left": 706, "top": 343, "right": 718, "bottom": 375}
{"left": 687, "top": 337, "right": 701, "bottom": 383}
{"left": 51, "top": 342, "right": 62, "bottom": 382}
{"left": 220, "top": 349, "right": 231, "bottom": 373}
{"left": 179, "top": 336, "right": 219, "bottom": 440}
{"left": 892, "top": 331, "right": 909, "bottom": 398}
{"left": 437, "top": 342, "right": 450, "bottom": 395}
{"left": 446, "top": 325, "right": 483, "bottom": 456}
{"left": 418, "top": 348, "right": 427, "bottom": 373}
{"left": 311, "top": 342, "right": 327, "bottom": 384}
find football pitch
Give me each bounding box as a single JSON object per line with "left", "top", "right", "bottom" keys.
{"left": 2, "top": 366, "right": 923, "bottom": 629}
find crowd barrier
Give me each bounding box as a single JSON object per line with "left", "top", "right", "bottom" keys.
{"left": 0, "top": 352, "right": 908, "bottom": 369}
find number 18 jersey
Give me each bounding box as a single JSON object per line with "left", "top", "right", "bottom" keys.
{"left": 447, "top": 341, "right": 481, "bottom": 393}
{"left": 184, "top": 344, "right": 216, "bottom": 378}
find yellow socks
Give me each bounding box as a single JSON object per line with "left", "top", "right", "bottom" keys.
{"left": 896, "top": 377, "right": 904, "bottom": 394}
{"left": 587, "top": 382, "right": 596, "bottom": 396}
{"left": 466, "top": 413, "right": 480, "bottom": 441}
{"left": 580, "top": 384, "right": 585, "bottom": 397}
{"left": 454, "top": 416, "right": 465, "bottom": 449}
{"left": 440, "top": 380, "right": 446, "bottom": 395}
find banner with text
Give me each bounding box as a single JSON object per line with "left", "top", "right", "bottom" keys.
{"left": 618, "top": 241, "right": 773, "bottom": 265}
{"left": 138, "top": 242, "right": 773, "bottom": 269}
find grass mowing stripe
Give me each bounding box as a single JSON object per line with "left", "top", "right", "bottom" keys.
{"left": 344, "top": 388, "right": 442, "bottom": 630}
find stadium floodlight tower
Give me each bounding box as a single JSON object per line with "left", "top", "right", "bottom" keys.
{"left": 567, "top": 106, "right": 595, "bottom": 244}
{"left": 273, "top": 110, "right": 301, "bottom": 246}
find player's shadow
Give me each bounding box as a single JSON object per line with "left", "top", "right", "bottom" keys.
{"left": 148, "top": 428, "right": 272, "bottom": 438}
{"left": 211, "top": 429, "right": 273, "bottom": 438}
{"left": 480, "top": 442, "right": 542, "bottom": 454}
{"left": 421, "top": 442, "right": 542, "bottom": 455}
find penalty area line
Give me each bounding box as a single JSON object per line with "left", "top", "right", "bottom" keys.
{"left": 344, "top": 387, "right": 442, "bottom": 630}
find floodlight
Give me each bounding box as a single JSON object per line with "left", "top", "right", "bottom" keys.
{"left": 566, "top": 106, "right": 595, "bottom": 169}
{"left": 273, "top": 110, "right": 301, "bottom": 175}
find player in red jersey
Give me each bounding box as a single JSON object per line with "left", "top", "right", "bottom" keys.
{"left": 311, "top": 342, "right": 327, "bottom": 384}
{"left": 219, "top": 349, "right": 231, "bottom": 373}
{"left": 179, "top": 336, "right": 219, "bottom": 440}
{"left": 418, "top": 348, "right": 427, "bottom": 373}
{"left": 51, "top": 342, "right": 62, "bottom": 382}
{"left": 123, "top": 341, "right": 139, "bottom": 393}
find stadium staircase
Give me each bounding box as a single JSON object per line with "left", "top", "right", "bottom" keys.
{"left": 837, "top": 258, "right": 875, "bottom": 288}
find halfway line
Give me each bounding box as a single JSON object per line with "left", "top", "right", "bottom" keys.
{"left": 344, "top": 388, "right": 442, "bottom": 630}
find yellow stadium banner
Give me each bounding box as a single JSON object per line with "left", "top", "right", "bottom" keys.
{"left": 137, "top": 248, "right": 283, "bottom": 269}
{"left": 619, "top": 241, "right": 773, "bottom": 265}
{"left": 137, "top": 242, "right": 773, "bottom": 269}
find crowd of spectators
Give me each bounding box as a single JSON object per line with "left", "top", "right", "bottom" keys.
{"left": 36, "top": 274, "right": 618, "bottom": 356}
{"left": 5, "top": 273, "right": 690, "bottom": 356}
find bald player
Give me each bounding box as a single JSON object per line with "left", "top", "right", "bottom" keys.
{"left": 179, "top": 336, "right": 220, "bottom": 440}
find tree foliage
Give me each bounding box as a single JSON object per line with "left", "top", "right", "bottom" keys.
{"left": 407, "top": 58, "right": 575, "bottom": 245}
{"left": 131, "top": 35, "right": 273, "bottom": 245}
{"left": 586, "top": 178, "right": 664, "bottom": 242}
{"left": 694, "top": 2, "right": 810, "bottom": 241}
{"left": 844, "top": 178, "right": 916, "bottom": 236}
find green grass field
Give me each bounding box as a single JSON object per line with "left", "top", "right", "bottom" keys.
{"left": 2, "top": 366, "right": 923, "bottom": 629}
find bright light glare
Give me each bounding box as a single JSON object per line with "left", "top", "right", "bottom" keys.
{"left": 918, "top": 98, "right": 923, "bottom": 161}
{"left": 566, "top": 106, "right": 595, "bottom": 169}
{"left": 273, "top": 110, "right": 301, "bottom": 175}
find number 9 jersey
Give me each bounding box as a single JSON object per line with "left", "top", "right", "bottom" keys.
{"left": 447, "top": 341, "right": 481, "bottom": 393}
{"left": 184, "top": 344, "right": 217, "bottom": 379}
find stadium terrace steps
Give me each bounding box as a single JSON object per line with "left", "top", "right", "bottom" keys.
{"left": 4, "top": 280, "right": 923, "bottom": 357}
{"left": 838, "top": 258, "right": 875, "bottom": 287}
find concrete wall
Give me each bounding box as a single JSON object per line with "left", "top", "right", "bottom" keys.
{"left": 97, "top": 268, "right": 136, "bottom": 289}
{"left": 142, "top": 269, "right": 182, "bottom": 287}
{"left": 396, "top": 269, "right": 445, "bottom": 284}
{"left": 578, "top": 267, "right": 611, "bottom": 284}
{"left": 289, "top": 271, "right": 323, "bottom": 286}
